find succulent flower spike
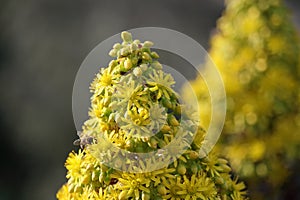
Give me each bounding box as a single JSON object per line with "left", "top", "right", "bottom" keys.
{"left": 57, "top": 31, "right": 248, "bottom": 200}
{"left": 184, "top": 0, "right": 300, "bottom": 199}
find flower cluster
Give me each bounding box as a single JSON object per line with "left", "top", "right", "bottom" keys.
{"left": 57, "top": 149, "right": 247, "bottom": 200}
{"left": 57, "top": 32, "right": 248, "bottom": 199}
{"left": 184, "top": 0, "right": 300, "bottom": 199}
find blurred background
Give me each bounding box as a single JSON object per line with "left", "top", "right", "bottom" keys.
{"left": 0, "top": 0, "right": 299, "bottom": 199}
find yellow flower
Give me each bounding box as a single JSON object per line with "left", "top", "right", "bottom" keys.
{"left": 186, "top": 0, "right": 300, "bottom": 199}
{"left": 65, "top": 149, "right": 85, "bottom": 180}
{"left": 115, "top": 173, "right": 151, "bottom": 199}
{"left": 57, "top": 31, "right": 248, "bottom": 200}
{"left": 147, "top": 69, "right": 177, "bottom": 100}
{"left": 178, "top": 173, "right": 217, "bottom": 200}
{"left": 91, "top": 65, "right": 119, "bottom": 97}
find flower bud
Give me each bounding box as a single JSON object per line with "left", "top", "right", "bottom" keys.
{"left": 104, "top": 176, "right": 111, "bottom": 185}
{"left": 177, "top": 164, "right": 187, "bottom": 175}
{"left": 168, "top": 115, "right": 179, "bottom": 126}
{"left": 109, "top": 60, "right": 118, "bottom": 68}
{"left": 158, "top": 140, "right": 167, "bottom": 148}
{"left": 109, "top": 49, "right": 117, "bottom": 57}
{"left": 130, "top": 43, "right": 138, "bottom": 52}
{"left": 140, "top": 64, "right": 148, "bottom": 71}
{"left": 162, "top": 97, "right": 173, "bottom": 109}
{"left": 113, "top": 43, "right": 122, "bottom": 49}
{"left": 191, "top": 163, "right": 198, "bottom": 174}
{"left": 121, "top": 31, "right": 132, "bottom": 42}
{"left": 152, "top": 61, "right": 162, "bottom": 70}
{"left": 174, "top": 105, "right": 181, "bottom": 115}
{"left": 131, "top": 57, "right": 138, "bottom": 65}
{"left": 133, "top": 39, "right": 141, "bottom": 45}
{"left": 151, "top": 51, "right": 159, "bottom": 59}
{"left": 120, "top": 47, "right": 130, "bottom": 57}
{"left": 148, "top": 137, "right": 158, "bottom": 148}
{"left": 143, "top": 41, "right": 154, "bottom": 48}
{"left": 189, "top": 151, "right": 199, "bottom": 160}
{"left": 124, "top": 59, "right": 132, "bottom": 70}
{"left": 142, "top": 192, "right": 151, "bottom": 200}
{"left": 160, "top": 125, "right": 171, "bottom": 133}
{"left": 221, "top": 164, "right": 232, "bottom": 173}
{"left": 215, "top": 176, "right": 224, "bottom": 185}
{"left": 142, "top": 52, "right": 151, "bottom": 61}
{"left": 218, "top": 158, "right": 228, "bottom": 165}
{"left": 157, "top": 184, "right": 167, "bottom": 195}
{"left": 133, "top": 67, "right": 142, "bottom": 77}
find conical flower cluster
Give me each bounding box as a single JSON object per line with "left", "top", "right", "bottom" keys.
{"left": 57, "top": 31, "right": 247, "bottom": 200}
{"left": 185, "top": 0, "right": 300, "bottom": 198}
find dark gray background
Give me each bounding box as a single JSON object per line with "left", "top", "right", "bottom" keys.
{"left": 0, "top": 0, "right": 299, "bottom": 199}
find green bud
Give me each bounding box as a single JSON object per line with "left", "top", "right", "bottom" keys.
{"left": 152, "top": 61, "right": 162, "bottom": 70}
{"left": 160, "top": 125, "right": 171, "bottom": 133}
{"left": 177, "top": 164, "right": 187, "bottom": 175}
{"left": 215, "top": 176, "right": 224, "bottom": 185}
{"left": 189, "top": 151, "right": 199, "bottom": 160}
{"left": 124, "top": 59, "right": 132, "bottom": 70}
{"left": 113, "top": 43, "right": 122, "bottom": 49}
{"left": 133, "top": 67, "right": 142, "bottom": 77}
{"left": 121, "top": 31, "right": 132, "bottom": 42}
{"left": 120, "top": 47, "right": 130, "bottom": 57}
{"left": 131, "top": 57, "right": 138, "bottom": 65}
{"left": 109, "top": 49, "right": 117, "bottom": 57}
{"left": 104, "top": 176, "right": 111, "bottom": 185}
{"left": 143, "top": 41, "right": 154, "bottom": 48}
{"left": 142, "top": 52, "right": 152, "bottom": 61}
{"left": 168, "top": 115, "right": 179, "bottom": 126}
{"left": 142, "top": 192, "right": 151, "bottom": 200}
{"left": 130, "top": 43, "right": 138, "bottom": 52}
{"left": 151, "top": 51, "right": 159, "bottom": 59}
{"left": 191, "top": 163, "right": 198, "bottom": 174}
{"left": 222, "top": 164, "right": 232, "bottom": 173}
{"left": 109, "top": 60, "right": 118, "bottom": 68}
{"left": 133, "top": 39, "right": 141, "bottom": 45}
{"left": 148, "top": 137, "right": 158, "bottom": 148}
{"left": 218, "top": 158, "right": 228, "bottom": 165}
{"left": 158, "top": 140, "right": 167, "bottom": 148}
{"left": 174, "top": 104, "right": 181, "bottom": 115}
{"left": 157, "top": 184, "right": 167, "bottom": 195}
{"left": 140, "top": 63, "right": 148, "bottom": 71}
{"left": 162, "top": 97, "right": 173, "bottom": 109}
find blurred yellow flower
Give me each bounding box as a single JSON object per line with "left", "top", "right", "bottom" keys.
{"left": 186, "top": 0, "right": 300, "bottom": 199}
